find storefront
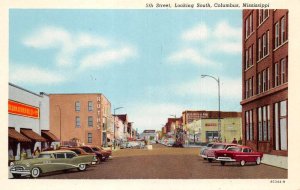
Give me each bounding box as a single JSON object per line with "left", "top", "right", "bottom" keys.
{"left": 8, "top": 83, "right": 58, "bottom": 162}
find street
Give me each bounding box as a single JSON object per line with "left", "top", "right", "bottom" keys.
{"left": 24, "top": 144, "right": 288, "bottom": 179}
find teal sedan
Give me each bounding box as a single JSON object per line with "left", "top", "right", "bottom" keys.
{"left": 10, "top": 150, "right": 97, "bottom": 178}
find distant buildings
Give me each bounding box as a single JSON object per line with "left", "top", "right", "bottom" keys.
{"left": 139, "top": 130, "right": 157, "bottom": 142}
{"left": 241, "top": 9, "right": 288, "bottom": 157}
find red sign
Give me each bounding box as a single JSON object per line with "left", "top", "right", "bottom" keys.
{"left": 8, "top": 100, "right": 39, "bottom": 119}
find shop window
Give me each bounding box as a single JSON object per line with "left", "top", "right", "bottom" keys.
{"left": 274, "top": 101, "right": 288, "bottom": 150}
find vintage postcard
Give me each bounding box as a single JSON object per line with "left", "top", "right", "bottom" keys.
{"left": 0, "top": 0, "right": 299, "bottom": 189}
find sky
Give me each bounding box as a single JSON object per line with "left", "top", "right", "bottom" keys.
{"left": 9, "top": 9, "right": 242, "bottom": 132}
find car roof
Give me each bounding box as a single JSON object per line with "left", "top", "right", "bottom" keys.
{"left": 41, "top": 150, "right": 75, "bottom": 154}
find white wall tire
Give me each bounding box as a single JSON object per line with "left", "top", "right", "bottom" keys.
{"left": 31, "top": 167, "right": 40, "bottom": 178}
{"left": 256, "top": 157, "right": 261, "bottom": 165}
{"left": 240, "top": 160, "right": 246, "bottom": 166}
{"left": 77, "top": 164, "right": 86, "bottom": 171}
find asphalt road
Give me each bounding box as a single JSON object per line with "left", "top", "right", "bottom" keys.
{"left": 29, "top": 144, "right": 287, "bottom": 179}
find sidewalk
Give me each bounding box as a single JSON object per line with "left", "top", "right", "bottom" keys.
{"left": 262, "top": 154, "right": 288, "bottom": 169}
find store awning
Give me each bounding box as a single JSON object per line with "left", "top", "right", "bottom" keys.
{"left": 20, "top": 129, "right": 47, "bottom": 142}
{"left": 41, "top": 130, "right": 60, "bottom": 142}
{"left": 9, "top": 128, "right": 31, "bottom": 142}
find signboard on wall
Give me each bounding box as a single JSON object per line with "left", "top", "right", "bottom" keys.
{"left": 8, "top": 100, "right": 39, "bottom": 119}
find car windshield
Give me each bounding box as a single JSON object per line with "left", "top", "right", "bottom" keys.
{"left": 92, "top": 147, "right": 100, "bottom": 151}
{"left": 81, "top": 147, "right": 94, "bottom": 153}
{"left": 207, "top": 143, "right": 214, "bottom": 147}
{"left": 227, "top": 147, "right": 242, "bottom": 152}
{"left": 38, "top": 154, "right": 52, "bottom": 159}
{"left": 212, "top": 144, "right": 225, "bottom": 149}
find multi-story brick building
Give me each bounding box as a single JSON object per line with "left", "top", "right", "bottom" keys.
{"left": 241, "top": 9, "right": 288, "bottom": 157}
{"left": 49, "top": 93, "right": 112, "bottom": 147}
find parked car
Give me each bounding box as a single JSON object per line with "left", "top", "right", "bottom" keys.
{"left": 199, "top": 142, "right": 215, "bottom": 160}
{"left": 120, "top": 143, "right": 127, "bottom": 149}
{"left": 91, "top": 146, "right": 112, "bottom": 160}
{"left": 214, "top": 146, "right": 264, "bottom": 166}
{"left": 203, "top": 143, "right": 237, "bottom": 162}
{"left": 59, "top": 147, "right": 98, "bottom": 164}
{"left": 79, "top": 146, "right": 106, "bottom": 162}
{"left": 10, "top": 150, "right": 96, "bottom": 178}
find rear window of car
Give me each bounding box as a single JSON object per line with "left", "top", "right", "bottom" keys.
{"left": 207, "top": 143, "right": 214, "bottom": 147}
{"left": 71, "top": 149, "right": 81, "bottom": 155}
{"left": 92, "top": 147, "right": 100, "bottom": 151}
{"left": 66, "top": 152, "right": 77, "bottom": 158}
{"left": 212, "top": 144, "right": 225, "bottom": 149}
{"left": 81, "top": 147, "right": 94, "bottom": 153}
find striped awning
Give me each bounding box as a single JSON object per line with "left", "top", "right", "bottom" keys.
{"left": 41, "top": 130, "right": 59, "bottom": 142}
{"left": 20, "top": 128, "right": 46, "bottom": 142}
{"left": 9, "top": 128, "right": 31, "bottom": 142}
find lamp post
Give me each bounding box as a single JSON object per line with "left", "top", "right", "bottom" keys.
{"left": 56, "top": 105, "right": 62, "bottom": 144}
{"left": 113, "top": 107, "right": 123, "bottom": 149}
{"left": 201, "top": 74, "right": 221, "bottom": 142}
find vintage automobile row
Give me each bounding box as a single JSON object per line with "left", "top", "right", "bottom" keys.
{"left": 199, "top": 142, "right": 264, "bottom": 166}
{"left": 10, "top": 145, "right": 112, "bottom": 178}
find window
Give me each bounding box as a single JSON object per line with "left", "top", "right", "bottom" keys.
{"left": 263, "top": 9, "right": 269, "bottom": 20}
{"left": 275, "top": 63, "right": 279, "bottom": 87}
{"left": 258, "top": 107, "right": 262, "bottom": 141}
{"left": 76, "top": 116, "right": 80, "bottom": 128}
{"left": 88, "top": 116, "right": 93, "bottom": 127}
{"left": 267, "top": 68, "right": 270, "bottom": 90}
{"left": 258, "top": 38, "right": 262, "bottom": 60}
{"left": 245, "top": 18, "right": 249, "bottom": 37}
{"left": 88, "top": 101, "right": 93, "bottom": 112}
{"left": 245, "top": 80, "right": 248, "bottom": 98}
{"left": 258, "top": 10, "right": 263, "bottom": 25}
{"left": 55, "top": 153, "right": 65, "bottom": 159}
{"left": 88, "top": 133, "right": 92, "bottom": 143}
{"left": 281, "top": 58, "right": 286, "bottom": 84}
{"left": 249, "top": 46, "right": 253, "bottom": 67}
{"left": 258, "top": 73, "right": 261, "bottom": 94}
{"left": 66, "top": 152, "right": 76, "bottom": 159}
{"left": 263, "top": 106, "right": 267, "bottom": 141}
{"left": 281, "top": 16, "right": 286, "bottom": 44}
{"left": 263, "top": 33, "right": 267, "bottom": 56}
{"left": 262, "top": 70, "right": 266, "bottom": 92}
{"left": 245, "top": 49, "right": 249, "bottom": 69}
{"left": 267, "top": 105, "right": 270, "bottom": 141}
{"left": 274, "top": 100, "right": 288, "bottom": 150}
{"left": 245, "top": 110, "right": 253, "bottom": 141}
{"left": 250, "top": 13, "right": 253, "bottom": 33}
{"left": 249, "top": 78, "right": 253, "bottom": 97}
{"left": 75, "top": 101, "right": 80, "bottom": 112}
{"left": 258, "top": 9, "right": 269, "bottom": 26}
{"left": 275, "top": 22, "right": 279, "bottom": 48}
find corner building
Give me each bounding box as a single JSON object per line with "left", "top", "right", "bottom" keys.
{"left": 49, "top": 94, "right": 111, "bottom": 147}
{"left": 241, "top": 9, "right": 288, "bottom": 157}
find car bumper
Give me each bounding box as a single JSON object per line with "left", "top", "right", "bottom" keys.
{"left": 216, "top": 157, "right": 236, "bottom": 162}
{"left": 10, "top": 170, "right": 30, "bottom": 175}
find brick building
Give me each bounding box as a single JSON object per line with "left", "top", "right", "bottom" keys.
{"left": 241, "top": 9, "right": 288, "bottom": 157}
{"left": 49, "top": 93, "right": 111, "bottom": 147}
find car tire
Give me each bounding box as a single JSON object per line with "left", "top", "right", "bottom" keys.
{"left": 31, "top": 167, "right": 41, "bottom": 178}
{"left": 203, "top": 158, "right": 207, "bottom": 160}
{"left": 208, "top": 159, "right": 213, "bottom": 163}
{"left": 96, "top": 157, "right": 101, "bottom": 164}
{"left": 221, "top": 161, "right": 225, "bottom": 166}
{"left": 77, "top": 164, "right": 87, "bottom": 171}
{"left": 256, "top": 157, "right": 261, "bottom": 165}
{"left": 240, "top": 160, "right": 246, "bottom": 166}
{"left": 12, "top": 173, "right": 21, "bottom": 178}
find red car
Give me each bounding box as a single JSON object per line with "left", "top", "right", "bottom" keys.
{"left": 91, "top": 146, "right": 112, "bottom": 161}
{"left": 214, "top": 146, "right": 263, "bottom": 166}
{"left": 204, "top": 143, "right": 237, "bottom": 162}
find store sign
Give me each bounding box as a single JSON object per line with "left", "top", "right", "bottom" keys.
{"left": 8, "top": 100, "right": 39, "bottom": 119}
{"left": 205, "top": 123, "right": 217, "bottom": 127}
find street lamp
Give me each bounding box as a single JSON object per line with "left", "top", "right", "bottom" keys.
{"left": 56, "top": 105, "right": 62, "bottom": 144}
{"left": 113, "top": 107, "right": 123, "bottom": 149}
{"left": 201, "top": 74, "right": 221, "bottom": 142}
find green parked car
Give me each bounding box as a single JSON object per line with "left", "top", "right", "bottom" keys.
{"left": 10, "top": 150, "right": 97, "bottom": 178}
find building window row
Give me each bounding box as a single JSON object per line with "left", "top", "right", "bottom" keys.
{"left": 75, "top": 116, "right": 94, "bottom": 128}
{"left": 245, "top": 77, "right": 253, "bottom": 99}
{"left": 258, "top": 9, "right": 269, "bottom": 26}
{"left": 245, "top": 44, "right": 253, "bottom": 70}
{"left": 274, "top": 100, "right": 287, "bottom": 151}
{"left": 257, "top": 30, "right": 269, "bottom": 61}
{"left": 258, "top": 105, "right": 270, "bottom": 142}
{"left": 274, "top": 57, "right": 288, "bottom": 87}
{"left": 257, "top": 67, "right": 270, "bottom": 94}
{"left": 274, "top": 15, "right": 288, "bottom": 49}
{"left": 245, "top": 11, "right": 254, "bottom": 38}
{"left": 75, "top": 101, "right": 94, "bottom": 112}
{"left": 245, "top": 110, "right": 253, "bottom": 141}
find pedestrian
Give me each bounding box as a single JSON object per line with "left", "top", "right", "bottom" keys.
{"left": 33, "top": 147, "right": 41, "bottom": 158}
{"left": 20, "top": 148, "right": 27, "bottom": 160}
{"left": 238, "top": 137, "right": 243, "bottom": 145}
{"left": 232, "top": 138, "right": 237, "bottom": 144}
